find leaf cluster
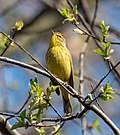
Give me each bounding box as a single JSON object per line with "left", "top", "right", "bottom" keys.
{"left": 88, "top": 118, "right": 101, "bottom": 132}
{"left": 93, "top": 21, "right": 114, "bottom": 59}
{"left": 58, "top": 5, "right": 79, "bottom": 25}
{"left": 0, "top": 20, "right": 24, "bottom": 50}
{"left": 11, "top": 77, "right": 58, "bottom": 134}
{"left": 100, "top": 82, "right": 115, "bottom": 101}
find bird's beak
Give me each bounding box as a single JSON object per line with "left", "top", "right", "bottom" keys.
{"left": 50, "top": 29, "right": 54, "bottom": 34}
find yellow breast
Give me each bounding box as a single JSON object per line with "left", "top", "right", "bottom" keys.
{"left": 46, "top": 45, "right": 72, "bottom": 82}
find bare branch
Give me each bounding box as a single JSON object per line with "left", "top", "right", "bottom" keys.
{"left": 79, "top": 51, "right": 87, "bottom": 135}
{"left": 44, "top": 98, "right": 63, "bottom": 119}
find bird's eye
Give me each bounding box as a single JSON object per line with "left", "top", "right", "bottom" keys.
{"left": 57, "top": 35, "right": 62, "bottom": 39}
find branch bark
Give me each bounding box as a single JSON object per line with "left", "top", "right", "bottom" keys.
{"left": 0, "top": 115, "right": 21, "bottom": 135}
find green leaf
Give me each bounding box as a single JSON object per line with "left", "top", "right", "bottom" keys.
{"left": 20, "top": 109, "right": 26, "bottom": 121}
{"left": 96, "top": 125, "right": 101, "bottom": 132}
{"left": 94, "top": 40, "right": 113, "bottom": 58}
{"left": 105, "top": 41, "right": 111, "bottom": 48}
{"left": 26, "top": 112, "right": 36, "bottom": 123}
{"left": 99, "top": 20, "right": 110, "bottom": 37}
{"left": 29, "top": 76, "right": 39, "bottom": 94}
{"left": 36, "top": 109, "right": 42, "bottom": 123}
{"left": 36, "top": 88, "right": 43, "bottom": 97}
{"left": 45, "top": 85, "right": 59, "bottom": 100}
{"left": 16, "top": 117, "right": 22, "bottom": 123}
{"left": 11, "top": 122, "right": 24, "bottom": 130}
{"left": 100, "top": 20, "right": 106, "bottom": 33}
{"left": 28, "top": 99, "right": 35, "bottom": 110}
{"left": 34, "top": 76, "right": 38, "bottom": 84}
{"left": 35, "top": 127, "right": 45, "bottom": 135}
{"left": 93, "top": 48, "right": 105, "bottom": 55}
{"left": 0, "top": 33, "right": 14, "bottom": 49}
{"left": 100, "top": 41, "right": 110, "bottom": 48}
{"left": 15, "top": 19, "right": 24, "bottom": 31}
{"left": 73, "top": 5, "right": 78, "bottom": 14}
{"left": 58, "top": 7, "right": 79, "bottom": 25}
{"left": 91, "top": 118, "right": 101, "bottom": 132}
{"left": 50, "top": 85, "right": 59, "bottom": 92}
{"left": 92, "top": 118, "right": 99, "bottom": 126}
{"left": 104, "top": 42, "right": 111, "bottom": 57}
{"left": 58, "top": 8, "right": 70, "bottom": 18}
{"left": 100, "top": 82, "right": 115, "bottom": 101}
{"left": 98, "top": 20, "right": 113, "bottom": 58}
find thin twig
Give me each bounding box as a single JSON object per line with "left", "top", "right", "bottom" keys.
{"left": 6, "top": 94, "right": 31, "bottom": 122}
{"left": 0, "top": 112, "right": 17, "bottom": 117}
{"left": 44, "top": 98, "right": 63, "bottom": 119}
{"left": 78, "top": 0, "right": 91, "bottom": 24}
{"left": 31, "top": 121, "right": 60, "bottom": 127}
{"left": 91, "top": 0, "right": 99, "bottom": 29}
{"left": 108, "top": 60, "right": 120, "bottom": 80}
{"left": 75, "top": 73, "right": 120, "bottom": 97}
{"left": 89, "top": 61, "right": 120, "bottom": 95}
{"left": 52, "top": 121, "right": 65, "bottom": 135}
{"left": 90, "top": 83, "right": 104, "bottom": 113}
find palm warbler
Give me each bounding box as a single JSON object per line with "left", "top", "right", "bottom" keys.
{"left": 46, "top": 31, "right": 74, "bottom": 114}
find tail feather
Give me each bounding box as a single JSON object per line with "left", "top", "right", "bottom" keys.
{"left": 63, "top": 96, "right": 72, "bottom": 114}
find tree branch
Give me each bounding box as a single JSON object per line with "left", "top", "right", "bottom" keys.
{"left": 89, "top": 105, "right": 120, "bottom": 135}
{"left": 0, "top": 115, "right": 21, "bottom": 135}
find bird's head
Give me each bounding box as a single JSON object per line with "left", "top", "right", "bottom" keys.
{"left": 49, "top": 31, "right": 66, "bottom": 47}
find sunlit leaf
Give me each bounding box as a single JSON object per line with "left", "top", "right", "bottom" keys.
{"left": 11, "top": 122, "right": 24, "bottom": 130}
{"left": 35, "top": 127, "right": 45, "bottom": 135}
{"left": 91, "top": 118, "right": 101, "bottom": 132}
{"left": 73, "top": 5, "right": 78, "bottom": 14}
{"left": 100, "top": 82, "right": 115, "bottom": 101}
{"left": 15, "top": 19, "right": 24, "bottom": 31}
{"left": 93, "top": 48, "right": 105, "bottom": 55}
{"left": 58, "top": 8, "right": 70, "bottom": 18}
{"left": 99, "top": 20, "right": 110, "bottom": 37}
{"left": 20, "top": 109, "right": 26, "bottom": 121}
{"left": 58, "top": 7, "right": 79, "bottom": 24}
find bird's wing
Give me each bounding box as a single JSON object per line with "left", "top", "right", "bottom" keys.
{"left": 69, "top": 60, "right": 74, "bottom": 88}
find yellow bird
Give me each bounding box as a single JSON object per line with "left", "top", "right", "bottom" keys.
{"left": 46, "top": 31, "right": 74, "bottom": 114}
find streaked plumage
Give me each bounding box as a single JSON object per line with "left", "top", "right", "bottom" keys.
{"left": 46, "top": 32, "right": 74, "bottom": 114}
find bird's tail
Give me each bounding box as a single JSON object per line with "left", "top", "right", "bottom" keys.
{"left": 63, "top": 97, "right": 72, "bottom": 114}
{"left": 61, "top": 88, "right": 72, "bottom": 114}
